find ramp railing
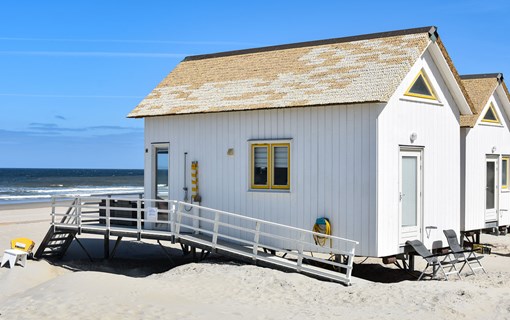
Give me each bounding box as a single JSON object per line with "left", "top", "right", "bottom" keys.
{"left": 50, "top": 196, "right": 359, "bottom": 285}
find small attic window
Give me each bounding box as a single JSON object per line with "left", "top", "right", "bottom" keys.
{"left": 481, "top": 103, "right": 500, "bottom": 124}
{"left": 404, "top": 70, "right": 437, "bottom": 100}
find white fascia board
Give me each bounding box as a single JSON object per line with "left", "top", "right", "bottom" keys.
{"left": 426, "top": 42, "right": 473, "bottom": 115}
{"left": 495, "top": 84, "right": 510, "bottom": 121}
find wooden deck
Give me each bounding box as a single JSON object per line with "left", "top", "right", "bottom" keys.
{"left": 37, "top": 196, "right": 358, "bottom": 285}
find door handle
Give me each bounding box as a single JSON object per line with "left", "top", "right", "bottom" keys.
{"left": 399, "top": 192, "right": 405, "bottom": 201}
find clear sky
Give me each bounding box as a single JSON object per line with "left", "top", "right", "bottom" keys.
{"left": 1, "top": 1, "right": 509, "bottom": 169}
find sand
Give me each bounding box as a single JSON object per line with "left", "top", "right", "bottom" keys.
{"left": 1, "top": 202, "right": 510, "bottom": 319}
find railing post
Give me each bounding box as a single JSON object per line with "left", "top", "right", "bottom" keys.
{"left": 51, "top": 197, "right": 56, "bottom": 228}
{"left": 77, "top": 197, "right": 82, "bottom": 234}
{"left": 175, "top": 202, "right": 183, "bottom": 235}
{"left": 296, "top": 232, "right": 305, "bottom": 272}
{"left": 106, "top": 197, "right": 111, "bottom": 232}
{"left": 136, "top": 198, "right": 142, "bottom": 240}
{"left": 212, "top": 211, "right": 220, "bottom": 249}
{"left": 252, "top": 221, "right": 261, "bottom": 259}
{"left": 346, "top": 247, "right": 355, "bottom": 284}
{"left": 193, "top": 204, "right": 200, "bottom": 235}
{"left": 170, "top": 202, "right": 176, "bottom": 234}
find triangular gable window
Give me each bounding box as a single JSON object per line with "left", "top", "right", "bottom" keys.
{"left": 404, "top": 70, "right": 437, "bottom": 100}
{"left": 481, "top": 103, "right": 500, "bottom": 124}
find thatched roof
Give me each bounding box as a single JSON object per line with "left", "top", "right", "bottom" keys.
{"left": 460, "top": 74, "right": 501, "bottom": 127}
{"left": 129, "top": 26, "right": 471, "bottom": 118}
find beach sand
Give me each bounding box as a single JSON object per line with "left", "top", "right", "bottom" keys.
{"left": 1, "top": 202, "right": 509, "bottom": 319}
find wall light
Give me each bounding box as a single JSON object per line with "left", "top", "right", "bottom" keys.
{"left": 410, "top": 132, "right": 418, "bottom": 143}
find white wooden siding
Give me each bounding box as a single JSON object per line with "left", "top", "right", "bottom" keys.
{"left": 462, "top": 91, "right": 510, "bottom": 231}
{"left": 377, "top": 49, "right": 462, "bottom": 256}
{"left": 143, "top": 46, "right": 466, "bottom": 257}
{"left": 145, "top": 103, "right": 380, "bottom": 256}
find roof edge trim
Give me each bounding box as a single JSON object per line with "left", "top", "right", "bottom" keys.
{"left": 183, "top": 26, "right": 435, "bottom": 62}
{"left": 460, "top": 73, "right": 504, "bottom": 82}
{"left": 126, "top": 100, "right": 387, "bottom": 119}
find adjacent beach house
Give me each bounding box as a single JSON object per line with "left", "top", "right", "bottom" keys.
{"left": 128, "top": 26, "right": 475, "bottom": 257}
{"left": 460, "top": 74, "right": 510, "bottom": 236}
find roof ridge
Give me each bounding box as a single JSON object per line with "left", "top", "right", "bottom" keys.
{"left": 184, "top": 26, "right": 436, "bottom": 62}
{"left": 460, "top": 73, "right": 503, "bottom": 80}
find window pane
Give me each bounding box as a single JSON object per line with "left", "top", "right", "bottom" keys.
{"left": 503, "top": 159, "right": 508, "bottom": 187}
{"left": 253, "top": 146, "right": 268, "bottom": 185}
{"left": 408, "top": 74, "right": 433, "bottom": 97}
{"left": 273, "top": 146, "right": 288, "bottom": 186}
{"left": 156, "top": 148, "right": 169, "bottom": 199}
{"left": 402, "top": 156, "right": 417, "bottom": 227}
{"left": 486, "top": 162, "right": 495, "bottom": 209}
{"left": 483, "top": 106, "right": 498, "bottom": 122}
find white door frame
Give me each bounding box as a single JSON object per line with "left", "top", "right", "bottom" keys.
{"left": 485, "top": 155, "right": 499, "bottom": 222}
{"left": 399, "top": 147, "right": 423, "bottom": 245}
{"left": 150, "top": 143, "right": 170, "bottom": 231}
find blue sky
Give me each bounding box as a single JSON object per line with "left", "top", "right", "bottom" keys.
{"left": 1, "top": 1, "right": 509, "bottom": 169}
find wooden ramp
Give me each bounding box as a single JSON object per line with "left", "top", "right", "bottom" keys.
{"left": 178, "top": 233, "right": 352, "bottom": 284}
{"left": 42, "top": 196, "right": 359, "bottom": 285}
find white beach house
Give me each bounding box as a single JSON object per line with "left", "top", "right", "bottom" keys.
{"left": 460, "top": 73, "right": 510, "bottom": 237}
{"left": 128, "top": 26, "right": 476, "bottom": 257}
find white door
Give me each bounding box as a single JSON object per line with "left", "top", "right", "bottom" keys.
{"left": 399, "top": 149, "right": 422, "bottom": 244}
{"left": 485, "top": 157, "right": 498, "bottom": 222}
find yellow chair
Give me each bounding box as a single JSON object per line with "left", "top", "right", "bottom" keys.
{"left": 11, "top": 238, "right": 35, "bottom": 253}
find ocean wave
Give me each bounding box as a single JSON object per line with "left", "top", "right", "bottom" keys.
{"left": 30, "top": 186, "right": 144, "bottom": 194}
{"left": 0, "top": 195, "right": 52, "bottom": 200}
{"left": 0, "top": 186, "right": 144, "bottom": 202}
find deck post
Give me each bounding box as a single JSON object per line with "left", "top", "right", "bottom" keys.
{"left": 104, "top": 235, "right": 110, "bottom": 259}
{"left": 105, "top": 197, "right": 111, "bottom": 259}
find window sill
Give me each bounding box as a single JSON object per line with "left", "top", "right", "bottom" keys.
{"left": 399, "top": 97, "right": 443, "bottom": 106}
{"left": 248, "top": 189, "right": 291, "bottom": 194}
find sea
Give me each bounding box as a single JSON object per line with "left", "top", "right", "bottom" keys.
{"left": 0, "top": 168, "right": 144, "bottom": 204}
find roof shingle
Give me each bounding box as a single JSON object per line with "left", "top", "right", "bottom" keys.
{"left": 128, "top": 27, "right": 437, "bottom": 118}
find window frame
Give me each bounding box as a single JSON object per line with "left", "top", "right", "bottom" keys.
{"left": 404, "top": 69, "right": 438, "bottom": 101}
{"left": 251, "top": 143, "right": 271, "bottom": 189}
{"left": 250, "top": 140, "right": 291, "bottom": 191}
{"left": 502, "top": 156, "right": 509, "bottom": 190}
{"left": 270, "top": 143, "right": 291, "bottom": 190}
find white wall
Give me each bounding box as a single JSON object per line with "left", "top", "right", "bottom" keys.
{"left": 462, "top": 90, "right": 510, "bottom": 231}
{"left": 144, "top": 103, "right": 381, "bottom": 256}
{"left": 377, "top": 49, "right": 462, "bottom": 256}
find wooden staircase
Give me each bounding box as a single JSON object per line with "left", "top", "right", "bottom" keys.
{"left": 34, "top": 229, "right": 77, "bottom": 259}
{"left": 35, "top": 199, "right": 79, "bottom": 260}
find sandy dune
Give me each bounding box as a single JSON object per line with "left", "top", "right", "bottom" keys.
{"left": 1, "top": 203, "right": 509, "bottom": 319}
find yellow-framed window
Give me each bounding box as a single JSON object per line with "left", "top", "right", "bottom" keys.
{"left": 481, "top": 103, "right": 501, "bottom": 124}
{"left": 251, "top": 144, "right": 270, "bottom": 189}
{"left": 404, "top": 69, "right": 437, "bottom": 100}
{"left": 271, "top": 143, "right": 290, "bottom": 189}
{"left": 502, "top": 156, "right": 509, "bottom": 189}
{"left": 251, "top": 142, "right": 290, "bottom": 190}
